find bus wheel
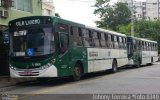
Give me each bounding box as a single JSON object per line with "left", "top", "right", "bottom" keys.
{"left": 148, "top": 57, "right": 153, "bottom": 65}
{"left": 112, "top": 60, "right": 117, "bottom": 73}
{"left": 151, "top": 57, "right": 153, "bottom": 64}
{"left": 73, "top": 63, "right": 82, "bottom": 81}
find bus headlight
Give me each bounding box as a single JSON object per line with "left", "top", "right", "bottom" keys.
{"left": 10, "top": 65, "right": 17, "bottom": 70}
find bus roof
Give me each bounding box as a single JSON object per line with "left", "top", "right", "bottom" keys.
{"left": 50, "top": 16, "right": 126, "bottom": 37}
{"left": 86, "top": 26, "right": 126, "bottom": 37}
{"left": 54, "top": 17, "right": 126, "bottom": 37}
{"left": 129, "top": 36, "right": 157, "bottom": 43}
{"left": 9, "top": 16, "right": 126, "bottom": 37}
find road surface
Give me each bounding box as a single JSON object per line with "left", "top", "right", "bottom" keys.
{"left": 0, "top": 62, "right": 160, "bottom": 100}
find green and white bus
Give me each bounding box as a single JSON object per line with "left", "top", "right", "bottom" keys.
{"left": 127, "top": 36, "right": 158, "bottom": 67}
{"left": 9, "top": 16, "right": 128, "bottom": 80}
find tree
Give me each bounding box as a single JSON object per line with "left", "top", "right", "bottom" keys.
{"left": 118, "top": 20, "right": 160, "bottom": 53}
{"left": 134, "top": 20, "right": 160, "bottom": 53}
{"left": 118, "top": 23, "right": 139, "bottom": 36}
{"left": 94, "top": 1, "right": 131, "bottom": 31}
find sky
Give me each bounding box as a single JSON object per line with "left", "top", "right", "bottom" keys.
{"left": 54, "top": 0, "right": 98, "bottom": 26}
{"left": 53, "top": 0, "right": 145, "bottom": 27}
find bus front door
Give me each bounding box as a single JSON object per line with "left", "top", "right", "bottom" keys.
{"left": 57, "top": 32, "right": 70, "bottom": 77}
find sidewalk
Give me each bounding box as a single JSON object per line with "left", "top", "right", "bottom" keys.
{"left": 0, "top": 76, "right": 36, "bottom": 88}
{"left": 0, "top": 76, "right": 16, "bottom": 88}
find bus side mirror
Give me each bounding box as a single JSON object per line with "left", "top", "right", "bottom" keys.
{"left": 58, "top": 32, "right": 65, "bottom": 48}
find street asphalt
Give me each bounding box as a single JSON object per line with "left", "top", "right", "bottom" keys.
{"left": 0, "top": 62, "right": 160, "bottom": 100}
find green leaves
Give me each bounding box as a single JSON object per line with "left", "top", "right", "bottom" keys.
{"left": 94, "top": 0, "right": 159, "bottom": 53}
{"left": 94, "top": 1, "right": 131, "bottom": 31}
{"left": 134, "top": 20, "right": 160, "bottom": 53}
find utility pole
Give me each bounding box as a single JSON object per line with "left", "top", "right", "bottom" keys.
{"left": 158, "top": 0, "right": 159, "bottom": 19}
{"left": 131, "top": 0, "right": 134, "bottom": 36}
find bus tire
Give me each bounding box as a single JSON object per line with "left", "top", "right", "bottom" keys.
{"left": 148, "top": 57, "right": 153, "bottom": 65}
{"left": 112, "top": 59, "right": 117, "bottom": 73}
{"left": 73, "top": 63, "right": 82, "bottom": 81}
{"left": 151, "top": 57, "right": 153, "bottom": 64}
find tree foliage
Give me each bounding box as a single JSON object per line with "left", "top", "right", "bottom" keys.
{"left": 94, "top": 1, "right": 160, "bottom": 53}
{"left": 135, "top": 20, "right": 160, "bottom": 53}
{"left": 94, "top": 1, "right": 131, "bottom": 31}
{"left": 118, "top": 20, "right": 160, "bottom": 53}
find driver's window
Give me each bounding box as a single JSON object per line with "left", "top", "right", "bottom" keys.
{"left": 55, "top": 23, "right": 69, "bottom": 54}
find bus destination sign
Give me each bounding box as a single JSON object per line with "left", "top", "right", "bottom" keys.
{"left": 15, "top": 19, "right": 41, "bottom": 27}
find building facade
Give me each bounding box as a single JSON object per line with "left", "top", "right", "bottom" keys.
{"left": 0, "top": 0, "right": 42, "bottom": 31}
{"left": 119, "top": 0, "right": 160, "bottom": 21}
{"left": 0, "top": 0, "right": 42, "bottom": 75}
{"left": 42, "top": 0, "right": 55, "bottom": 16}
{"left": 118, "top": 0, "right": 145, "bottom": 20}
{"left": 146, "top": 0, "right": 160, "bottom": 20}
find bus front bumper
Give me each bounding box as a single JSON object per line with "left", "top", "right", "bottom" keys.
{"left": 10, "top": 65, "right": 58, "bottom": 78}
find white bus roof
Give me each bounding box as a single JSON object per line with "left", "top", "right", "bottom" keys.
{"left": 130, "top": 36, "right": 157, "bottom": 43}
{"left": 86, "top": 26, "right": 126, "bottom": 37}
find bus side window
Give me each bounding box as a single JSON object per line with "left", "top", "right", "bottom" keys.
{"left": 119, "top": 37, "right": 123, "bottom": 49}
{"left": 71, "top": 27, "right": 83, "bottom": 47}
{"left": 148, "top": 43, "right": 150, "bottom": 51}
{"left": 138, "top": 41, "right": 141, "bottom": 50}
{"left": 147, "top": 42, "right": 149, "bottom": 51}
{"left": 105, "top": 34, "right": 108, "bottom": 48}
{"left": 122, "top": 37, "right": 126, "bottom": 49}
{"left": 78, "top": 28, "right": 83, "bottom": 46}
{"left": 142, "top": 41, "right": 144, "bottom": 50}
{"left": 117, "top": 36, "right": 120, "bottom": 49}
{"left": 55, "top": 23, "right": 69, "bottom": 54}
{"left": 149, "top": 42, "right": 151, "bottom": 51}
{"left": 145, "top": 42, "right": 146, "bottom": 50}
{"left": 154, "top": 43, "right": 156, "bottom": 51}
{"left": 100, "top": 33, "right": 106, "bottom": 48}
{"left": 93, "top": 31, "right": 100, "bottom": 48}
{"left": 156, "top": 44, "right": 158, "bottom": 51}
{"left": 152, "top": 43, "right": 154, "bottom": 51}
{"left": 114, "top": 35, "right": 118, "bottom": 49}
{"left": 147, "top": 43, "right": 149, "bottom": 51}
{"left": 82, "top": 29, "right": 91, "bottom": 47}
{"left": 149, "top": 43, "right": 151, "bottom": 51}
{"left": 58, "top": 32, "right": 69, "bottom": 54}
{"left": 136, "top": 40, "right": 138, "bottom": 50}
{"left": 89, "top": 30, "right": 94, "bottom": 47}
{"left": 107, "top": 34, "right": 113, "bottom": 49}
{"left": 145, "top": 42, "right": 147, "bottom": 51}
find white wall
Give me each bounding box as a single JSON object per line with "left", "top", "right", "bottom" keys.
{"left": 42, "top": 0, "right": 55, "bottom": 16}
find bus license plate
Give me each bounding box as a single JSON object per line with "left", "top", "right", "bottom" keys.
{"left": 20, "top": 70, "right": 33, "bottom": 75}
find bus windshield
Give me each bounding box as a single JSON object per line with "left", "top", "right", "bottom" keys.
{"left": 10, "top": 27, "right": 55, "bottom": 57}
